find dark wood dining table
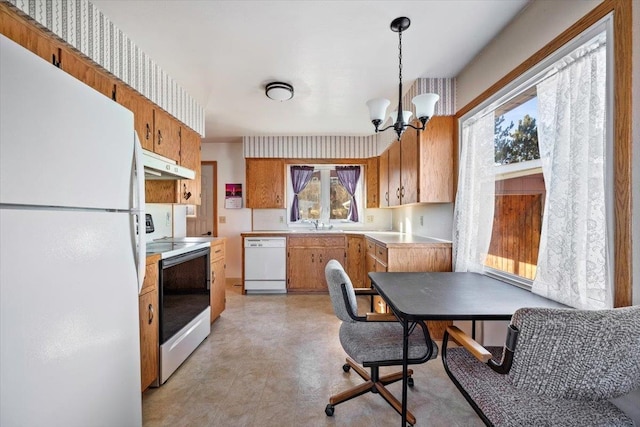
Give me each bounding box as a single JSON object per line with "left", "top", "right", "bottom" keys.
{"left": 368, "top": 271, "right": 569, "bottom": 427}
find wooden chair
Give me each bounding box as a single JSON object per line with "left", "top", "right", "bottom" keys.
{"left": 442, "top": 306, "right": 640, "bottom": 426}
{"left": 324, "top": 259, "right": 437, "bottom": 426}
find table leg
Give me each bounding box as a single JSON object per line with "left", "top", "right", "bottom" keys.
{"left": 401, "top": 317, "right": 409, "bottom": 426}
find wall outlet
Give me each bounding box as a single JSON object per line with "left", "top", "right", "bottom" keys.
{"left": 279, "top": 216, "right": 284, "bottom": 223}
{"left": 165, "top": 212, "right": 171, "bottom": 227}
{"left": 219, "top": 216, "right": 226, "bottom": 224}
{"left": 420, "top": 215, "right": 424, "bottom": 226}
{"left": 366, "top": 215, "right": 374, "bottom": 223}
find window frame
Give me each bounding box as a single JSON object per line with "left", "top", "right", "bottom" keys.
{"left": 458, "top": 17, "right": 614, "bottom": 290}
{"left": 286, "top": 163, "right": 365, "bottom": 227}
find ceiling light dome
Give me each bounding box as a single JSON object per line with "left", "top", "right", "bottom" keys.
{"left": 265, "top": 82, "right": 294, "bottom": 101}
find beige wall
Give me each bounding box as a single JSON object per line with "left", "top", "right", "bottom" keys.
{"left": 456, "top": 0, "right": 603, "bottom": 108}
{"left": 201, "top": 141, "right": 250, "bottom": 280}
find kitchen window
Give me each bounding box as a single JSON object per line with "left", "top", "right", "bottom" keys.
{"left": 287, "top": 164, "right": 364, "bottom": 225}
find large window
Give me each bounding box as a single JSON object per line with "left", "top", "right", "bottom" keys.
{"left": 455, "top": 22, "right": 613, "bottom": 309}
{"left": 288, "top": 164, "right": 363, "bottom": 225}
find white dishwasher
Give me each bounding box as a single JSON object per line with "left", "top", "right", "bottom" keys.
{"left": 244, "top": 237, "right": 287, "bottom": 293}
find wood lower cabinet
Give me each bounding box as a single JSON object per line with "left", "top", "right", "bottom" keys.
{"left": 246, "top": 158, "right": 285, "bottom": 208}
{"left": 139, "top": 256, "right": 160, "bottom": 392}
{"left": 287, "top": 235, "right": 345, "bottom": 292}
{"left": 365, "top": 236, "right": 453, "bottom": 339}
{"left": 210, "top": 239, "right": 226, "bottom": 322}
{"left": 346, "top": 235, "right": 366, "bottom": 288}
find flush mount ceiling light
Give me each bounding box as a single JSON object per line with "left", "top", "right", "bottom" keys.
{"left": 265, "top": 81, "right": 294, "bottom": 101}
{"left": 366, "top": 17, "right": 439, "bottom": 141}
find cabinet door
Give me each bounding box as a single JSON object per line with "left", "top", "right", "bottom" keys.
{"left": 319, "top": 246, "right": 346, "bottom": 288}
{"left": 346, "top": 235, "right": 365, "bottom": 288}
{"left": 60, "top": 47, "right": 114, "bottom": 99}
{"left": 0, "top": 9, "right": 59, "bottom": 66}
{"left": 139, "top": 262, "right": 158, "bottom": 391}
{"left": 400, "top": 128, "right": 419, "bottom": 204}
{"left": 388, "top": 141, "right": 401, "bottom": 206}
{"left": 245, "top": 158, "right": 285, "bottom": 208}
{"left": 154, "top": 109, "right": 181, "bottom": 161}
{"left": 180, "top": 127, "right": 201, "bottom": 205}
{"left": 419, "top": 116, "right": 455, "bottom": 203}
{"left": 139, "top": 288, "right": 158, "bottom": 391}
{"left": 210, "top": 256, "right": 226, "bottom": 322}
{"left": 366, "top": 157, "right": 379, "bottom": 208}
{"left": 379, "top": 150, "right": 389, "bottom": 208}
{"left": 287, "top": 248, "right": 317, "bottom": 291}
{"left": 116, "top": 84, "right": 155, "bottom": 151}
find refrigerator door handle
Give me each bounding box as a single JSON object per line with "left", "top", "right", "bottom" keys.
{"left": 134, "top": 132, "right": 146, "bottom": 293}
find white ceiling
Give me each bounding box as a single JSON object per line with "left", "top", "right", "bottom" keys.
{"left": 90, "top": 0, "right": 529, "bottom": 141}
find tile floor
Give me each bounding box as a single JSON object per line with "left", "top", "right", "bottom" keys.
{"left": 142, "top": 283, "right": 484, "bottom": 426}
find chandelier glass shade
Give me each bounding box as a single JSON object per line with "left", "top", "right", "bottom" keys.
{"left": 367, "top": 17, "right": 439, "bottom": 141}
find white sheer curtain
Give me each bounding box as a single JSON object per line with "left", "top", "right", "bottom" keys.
{"left": 533, "top": 40, "right": 611, "bottom": 309}
{"left": 453, "top": 112, "right": 495, "bottom": 273}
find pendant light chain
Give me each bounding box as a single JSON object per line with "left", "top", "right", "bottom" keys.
{"left": 398, "top": 30, "right": 403, "bottom": 89}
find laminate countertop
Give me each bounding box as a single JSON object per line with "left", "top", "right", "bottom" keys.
{"left": 241, "top": 231, "right": 451, "bottom": 247}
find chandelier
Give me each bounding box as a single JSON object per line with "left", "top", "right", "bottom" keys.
{"left": 366, "top": 17, "right": 439, "bottom": 141}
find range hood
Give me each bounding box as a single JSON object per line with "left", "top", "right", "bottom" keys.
{"left": 142, "top": 149, "right": 195, "bottom": 180}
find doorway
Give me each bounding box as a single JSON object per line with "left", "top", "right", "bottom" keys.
{"left": 187, "top": 161, "right": 217, "bottom": 237}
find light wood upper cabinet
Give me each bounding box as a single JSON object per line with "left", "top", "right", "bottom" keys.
{"left": 0, "top": 6, "right": 59, "bottom": 66}
{"left": 60, "top": 46, "right": 115, "bottom": 100}
{"left": 366, "top": 157, "right": 379, "bottom": 209}
{"left": 154, "top": 109, "right": 181, "bottom": 161}
{"left": 379, "top": 149, "right": 389, "bottom": 208}
{"left": 210, "top": 239, "right": 226, "bottom": 323}
{"left": 379, "top": 116, "right": 454, "bottom": 207}
{"left": 245, "top": 158, "right": 285, "bottom": 208}
{"left": 400, "top": 128, "right": 419, "bottom": 204}
{"left": 346, "top": 235, "right": 366, "bottom": 288}
{"left": 388, "top": 140, "right": 402, "bottom": 206}
{"left": 116, "top": 84, "right": 155, "bottom": 151}
{"left": 418, "top": 116, "right": 455, "bottom": 202}
{"left": 180, "top": 127, "right": 201, "bottom": 205}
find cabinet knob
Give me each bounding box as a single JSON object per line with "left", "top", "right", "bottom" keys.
{"left": 148, "top": 304, "right": 154, "bottom": 325}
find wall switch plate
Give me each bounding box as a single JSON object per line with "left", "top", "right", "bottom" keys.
{"left": 279, "top": 216, "right": 284, "bottom": 223}
{"left": 219, "top": 216, "right": 226, "bottom": 224}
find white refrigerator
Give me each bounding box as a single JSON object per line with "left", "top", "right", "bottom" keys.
{"left": 0, "top": 34, "right": 145, "bottom": 426}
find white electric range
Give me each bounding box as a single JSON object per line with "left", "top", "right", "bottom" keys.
{"left": 145, "top": 236, "right": 213, "bottom": 385}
